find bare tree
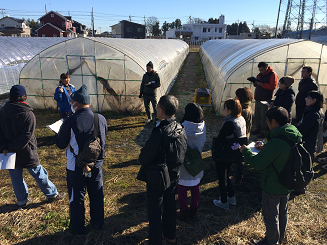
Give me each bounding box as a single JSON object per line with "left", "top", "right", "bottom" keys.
{"left": 146, "top": 16, "right": 159, "bottom": 36}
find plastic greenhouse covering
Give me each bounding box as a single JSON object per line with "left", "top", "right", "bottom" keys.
{"left": 19, "top": 37, "right": 189, "bottom": 113}
{"left": 200, "top": 39, "right": 327, "bottom": 116}
{"left": 0, "top": 37, "right": 70, "bottom": 95}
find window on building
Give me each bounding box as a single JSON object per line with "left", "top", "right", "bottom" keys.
{"left": 53, "top": 34, "right": 57, "bottom": 37}
{"left": 40, "top": 21, "right": 44, "bottom": 26}
{"left": 195, "top": 37, "right": 198, "bottom": 40}
{"left": 127, "top": 27, "right": 132, "bottom": 32}
{"left": 0, "top": 24, "right": 4, "bottom": 27}
{"left": 11, "top": 34, "right": 17, "bottom": 37}
{"left": 248, "top": 34, "right": 252, "bottom": 37}
{"left": 42, "top": 34, "right": 45, "bottom": 37}
{"left": 208, "top": 28, "right": 211, "bottom": 32}
{"left": 209, "top": 38, "right": 212, "bottom": 40}
{"left": 203, "top": 28, "right": 207, "bottom": 33}
{"left": 51, "top": 14, "right": 54, "bottom": 17}
{"left": 137, "top": 28, "right": 142, "bottom": 32}
{"left": 218, "top": 37, "right": 222, "bottom": 39}
{"left": 62, "top": 22, "right": 66, "bottom": 27}
{"left": 215, "top": 28, "right": 217, "bottom": 32}
{"left": 219, "top": 28, "right": 222, "bottom": 33}
{"left": 15, "top": 25, "right": 19, "bottom": 27}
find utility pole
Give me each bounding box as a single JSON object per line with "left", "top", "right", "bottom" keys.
{"left": 237, "top": 19, "right": 239, "bottom": 35}
{"left": 45, "top": 4, "right": 47, "bottom": 14}
{"left": 144, "top": 15, "right": 146, "bottom": 25}
{"left": 189, "top": 15, "right": 192, "bottom": 24}
{"left": 0, "top": 9, "right": 5, "bottom": 18}
{"left": 129, "top": 15, "right": 132, "bottom": 22}
{"left": 91, "top": 7, "right": 94, "bottom": 37}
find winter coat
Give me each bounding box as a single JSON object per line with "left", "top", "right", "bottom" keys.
{"left": 241, "top": 101, "right": 252, "bottom": 138}
{"left": 54, "top": 83, "right": 76, "bottom": 112}
{"left": 242, "top": 124, "right": 302, "bottom": 195}
{"left": 55, "top": 107, "right": 108, "bottom": 171}
{"left": 0, "top": 101, "right": 40, "bottom": 168}
{"left": 139, "top": 117, "right": 187, "bottom": 184}
{"left": 297, "top": 106, "right": 324, "bottom": 157}
{"left": 295, "top": 76, "right": 318, "bottom": 112}
{"left": 179, "top": 120, "right": 206, "bottom": 186}
{"left": 254, "top": 66, "right": 279, "bottom": 101}
{"left": 273, "top": 87, "right": 295, "bottom": 118}
{"left": 139, "top": 71, "right": 160, "bottom": 96}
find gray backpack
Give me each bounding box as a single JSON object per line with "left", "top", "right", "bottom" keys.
{"left": 70, "top": 113, "right": 101, "bottom": 169}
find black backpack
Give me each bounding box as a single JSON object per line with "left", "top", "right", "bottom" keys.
{"left": 70, "top": 113, "right": 102, "bottom": 169}
{"left": 271, "top": 135, "right": 314, "bottom": 190}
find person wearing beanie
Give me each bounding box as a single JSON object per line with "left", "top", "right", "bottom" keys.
{"left": 56, "top": 84, "right": 108, "bottom": 235}
{"left": 54, "top": 73, "right": 76, "bottom": 119}
{"left": 139, "top": 61, "right": 161, "bottom": 124}
{"left": 270, "top": 76, "right": 296, "bottom": 122}
{"left": 0, "top": 85, "right": 65, "bottom": 207}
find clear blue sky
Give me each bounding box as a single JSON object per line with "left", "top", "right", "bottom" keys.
{"left": 1, "top": 1, "right": 285, "bottom": 32}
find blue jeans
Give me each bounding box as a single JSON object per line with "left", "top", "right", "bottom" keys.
{"left": 9, "top": 165, "right": 58, "bottom": 206}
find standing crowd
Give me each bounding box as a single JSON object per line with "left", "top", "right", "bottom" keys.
{"left": 0, "top": 60, "right": 325, "bottom": 245}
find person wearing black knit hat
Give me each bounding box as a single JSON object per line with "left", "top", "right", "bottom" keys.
{"left": 56, "top": 84, "right": 108, "bottom": 235}
{"left": 139, "top": 61, "right": 161, "bottom": 125}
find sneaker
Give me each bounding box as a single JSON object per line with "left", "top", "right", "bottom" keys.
{"left": 47, "top": 192, "right": 67, "bottom": 203}
{"left": 219, "top": 196, "right": 236, "bottom": 205}
{"left": 213, "top": 199, "right": 229, "bottom": 210}
{"left": 252, "top": 238, "right": 268, "bottom": 245}
{"left": 322, "top": 164, "right": 327, "bottom": 171}
{"left": 162, "top": 235, "right": 177, "bottom": 245}
{"left": 145, "top": 118, "right": 152, "bottom": 123}
{"left": 318, "top": 157, "right": 327, "bottom": 164}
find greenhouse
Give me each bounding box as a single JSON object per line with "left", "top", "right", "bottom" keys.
{"left": 0, "top": 37, "right": 69, "bottom": 95}
{"left": 19, "top": 37, "right": 189, "bottom": 112}
{"left": 200, "top": 39, "right": 327, "bottom": 116}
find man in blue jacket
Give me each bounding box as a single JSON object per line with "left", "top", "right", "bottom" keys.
{"left": 56, "top": 84, "right": 108, "bottom": 235}
{"left": 54, "top": 73, "right": 76, "bottom": 119}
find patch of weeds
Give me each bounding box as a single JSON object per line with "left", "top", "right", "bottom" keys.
{"left": 43, "top": 211, "right": 58, "bottom": 220}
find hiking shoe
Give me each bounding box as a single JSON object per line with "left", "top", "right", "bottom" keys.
{"left": 213, "top": 199, "right": 229, "bottom": 210}
{"left": 318, "top": 157, "right": 327, "bottom": 164}
{"left": 322, "top": 164, "right": 327, "bottom": 171}
{"left": 145, "top": 118, "right": 152, "bottom": 123}
{"left": 219, "top": 196, "right": 236, "bottom": 205}
{"left": 162, "top": 235, "right": 177, "bottom": 245}
{"left": 47, "top": 192, "right": 66, "bottom": 203}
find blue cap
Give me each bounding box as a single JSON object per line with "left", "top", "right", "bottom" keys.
{"left": 10, "top": 85, "right": 27, "bottom": 97}
{"left": 70, "top": 84, "right": 90, "bottom": 105}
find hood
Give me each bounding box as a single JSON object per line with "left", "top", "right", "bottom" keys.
{"left": 2, "top": 101, "right": 32, "bottom": 119}
{"left": 159, "top": 117, "right": 185, "bottom": 139}
{"left": 266, "top": 124, "right": 302, "bottom": 143}
{"left": 182, "top": 120, "right": 205, "bottom": 139}
{"left": 275, "top": 87, "right": 295, "bottom": 96}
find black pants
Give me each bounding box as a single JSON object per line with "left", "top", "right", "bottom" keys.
{"left": 146, "top": 182, "right": 177, "bottom": 245}
{"left": 66, "top": 164, "right": 104, "bottom": 234}
{"left": 215, "top": 160, "right": 234, "bottom": 203}
{"left": 235, "top": 161, "right": 244, "bottom": 182}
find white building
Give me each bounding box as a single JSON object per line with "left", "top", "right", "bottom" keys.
{"left": 0, "top": 16, "right": 31, "bottom": 37}
{"left": 166, "top": 15, "right": 226, "bottom": 41}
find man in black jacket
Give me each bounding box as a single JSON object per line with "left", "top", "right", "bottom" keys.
{"left": 295, "top": 66, "right": 318, "bottom": 122}
{"left": 56, "top": 84, "right": 108, "bottom": 235}
{"left": 0, "top": 85, "right": 63, "bottom": 207}
{"left": 139, "top": 61, "right": 161, "bottom": 124}
{"left": 139, "top": 95, "right": 187, "bottom": 245}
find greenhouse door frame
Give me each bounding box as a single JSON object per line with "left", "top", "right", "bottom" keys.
{"left": 66, "top": 55, "right": 100, "bottom": 112}
{"left": 285, "top": 57, "right": 321, "bottom": 83}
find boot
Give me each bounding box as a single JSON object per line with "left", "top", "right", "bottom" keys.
{"left": 189, "top": 206, "right": 198, "bottom": 221}
{"left": 177, "top": 207, "right": 189, "bottom": 222}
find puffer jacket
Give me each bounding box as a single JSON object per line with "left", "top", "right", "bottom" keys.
{"left": 273, "top": 87, "right": 295, "bottom": 118}
{"left": 242, "top": 124, "right": 302, "bottom": 194}
{"left": 0, "top": 101, "right": 40, "bottom": 168}
{"left": 139, "top": 117, "right": 187, "bottom": 183}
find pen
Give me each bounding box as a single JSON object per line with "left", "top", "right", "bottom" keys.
{"left": 258, "top": 139, "right": 265, "bottom": 145}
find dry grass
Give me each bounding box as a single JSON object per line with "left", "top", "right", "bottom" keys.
{"left": 0, "top": 52, "right": 327, "bottom": 245}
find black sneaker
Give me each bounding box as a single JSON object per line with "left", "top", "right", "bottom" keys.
{"left": 47, "top": 192, "right": 67, "bottom": 203}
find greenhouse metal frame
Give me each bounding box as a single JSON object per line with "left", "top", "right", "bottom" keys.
{"left": 200, "top": 39, "right": 327, "bottom": 116}
{"left": 0, "top": 37, "right": 70, "bottom": 95}
{"left": 19, "top": 37, "right": 189, "bottom": 113}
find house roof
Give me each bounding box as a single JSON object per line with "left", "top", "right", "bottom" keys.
{"left": 36, "top": 23, "right": 64, "bottom": 32}
{"left": 0, "top": 27, "right": 24, "bottom": 33}
{"left": 38, "top": 11, "right": 70, "bottom": 22}
{"left": 0, "top": 16, "right": 26, "bottom": 24}
{"left": 110, "top": 20, "right": 145, "bottom": 28}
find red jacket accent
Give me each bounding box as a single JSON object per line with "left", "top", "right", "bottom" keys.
{"left": 256, "top": 66, "right": 279, "bottom": 91}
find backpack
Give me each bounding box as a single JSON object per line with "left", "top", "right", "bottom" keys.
{"left": 70, "top": 113, "right": 102, "bottom": 169}
{"left": 183, "top": 145, "right": 206, "bottom": 177}
{"left": 271, "top": 135, "right": 314, "bottom": 190}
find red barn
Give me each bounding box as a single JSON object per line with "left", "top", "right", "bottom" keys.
{"left": 37, "top": 11, "right": 76, "bottom": 37}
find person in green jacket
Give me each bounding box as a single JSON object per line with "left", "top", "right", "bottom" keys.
{"left": 139, "top": 61, "right": 161, "bottom": 124}
{"left": 240, "top": 107, "right": 302, "bottom": 245}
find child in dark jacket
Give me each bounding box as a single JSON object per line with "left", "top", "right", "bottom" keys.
{"left": 270, "top": 76, "right": 295, "bottom": 122}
